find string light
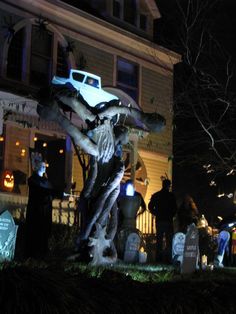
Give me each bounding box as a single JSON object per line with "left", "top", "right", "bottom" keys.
{"left": 43, "top": 142, "right": 47, "bottom": 147}
{"left": 217, "top": 193, "right": 225, "bottom": 198}
{"left": 207, "top": 169, "right": 214, "bottom": 173}
{"left": 34, "top": 137, "right": 38, "bottom": 141}
{"left": 59, "top": 149, "right": 64, "bottom": 154}
{"left": 209, "top": 180, "right": 216, "bottom": 186}
{"left": 226, "top": 169, "right": 234, "bottom": 176}
{"left": 15, "top": 141, "right": 20, "bottom": 146}
{"left": 203, "top": 164, "right": 211, "bottom": 169}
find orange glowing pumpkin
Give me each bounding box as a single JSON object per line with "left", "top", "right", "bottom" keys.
{"left": 0, "top": 170, "right": 14, "bottom": 192}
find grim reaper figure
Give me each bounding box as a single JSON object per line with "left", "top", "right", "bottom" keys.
{"left": 37, "top": 81, "right": 166, "bottom": 265}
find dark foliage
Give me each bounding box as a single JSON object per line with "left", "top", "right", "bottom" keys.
{"left": 1, "top": 263, "right": 236, "bottom": 313}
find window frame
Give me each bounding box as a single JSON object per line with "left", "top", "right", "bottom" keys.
{"left": 116, "top": 57, "right": 139, "bottom": 103}
{"left": 111, "top": 0, "right": 148, "bottom": 31}
{"left": 2, "top": 19, "right": 74, "bottom": 86}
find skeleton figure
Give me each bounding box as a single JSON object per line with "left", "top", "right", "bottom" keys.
{"left": 37, "top": 85, "right": 166, "bottom": 265}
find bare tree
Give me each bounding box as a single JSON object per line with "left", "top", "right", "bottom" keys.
{"left": 157, "top": 0, "right": 236, "bottom": 197}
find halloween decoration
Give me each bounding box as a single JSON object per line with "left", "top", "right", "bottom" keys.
{"left": 37, "top": 71, "right": 166, "bottom": 265}
{"left": 35, "top": 15, "right": 49, "bottom": 37}
{"left": 0, "top": 169, "right": 14, "bottom": 192}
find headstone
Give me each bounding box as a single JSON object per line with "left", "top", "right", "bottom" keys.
{"left": 0, "top": 210, "right": 18, "bottom": 261}
{"left": 181, "top": 223, "right": 199, "bottom": 274}
{"left": 123, "top": 232, "right": 141, "bottom": 263}
{"left": 172, "top": 232, "right": 186, "bottom": 265}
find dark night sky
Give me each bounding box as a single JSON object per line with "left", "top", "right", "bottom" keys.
{"left": 156, "top": 0, "right": 236, "bottom": 58}
{"left": 155, "top": 0, "right": 236, "bottom": 220}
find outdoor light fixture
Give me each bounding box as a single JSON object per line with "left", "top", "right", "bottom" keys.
{"left": 217, "top": 193, "right": 225, "bottom": 198}
{"left": 59, "top": 149, "right": 64, "bottom": 154}
{"left": 34, "top": 137, "right": 38, "bottom": 141}
{"left": 0, "top": 136, "right": 4, "bottom": 141}
{"left": 15, "top": 141, "right": 20, "bottom": 146}
{"left": 20, "top": 149, "right": 26, "bottom": 157}
{"left": 43, "top": 142, "right": 47, "bottom": 147}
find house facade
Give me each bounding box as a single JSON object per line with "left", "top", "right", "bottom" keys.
{"left": 0, "top": 0, "right": 180, "bottom": 234}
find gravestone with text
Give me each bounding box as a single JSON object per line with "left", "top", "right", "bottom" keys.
{"left": 181, "top": 223, "right": 199, "bottom": 274}
{"left": 0, "top": 210, "right": 18, "bottom": 261}
{"left": 123, "top": 232, "right": 141, "bottom": 263}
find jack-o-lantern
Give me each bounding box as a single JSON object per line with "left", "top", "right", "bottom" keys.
{"left": 0, "top": 170, "right": 14, "bottom": 192}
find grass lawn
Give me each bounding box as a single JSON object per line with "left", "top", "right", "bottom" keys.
{"left": 1, "top": 260, "right": 236, "bottom": 314}
{"left": 2, "top": 221, "right": 235, "bottom": 313}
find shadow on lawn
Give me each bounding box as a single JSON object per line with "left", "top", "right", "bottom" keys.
{"left": 5, "top": 221, "right": 236, "bottom": 313}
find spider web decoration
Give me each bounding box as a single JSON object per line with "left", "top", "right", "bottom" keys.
{"left": 35, "top": 15, "right": 49, "bottom": 38}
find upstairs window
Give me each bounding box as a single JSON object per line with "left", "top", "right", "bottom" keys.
{"left": 56, "top": 44, "right": 69, "bottom": 78}
{"left": 139, "top": 14, "right": 147, "bottom": 31}
{"left": 117, "top": 58, "right": 139, "bottom": 101}
{"left": 124, "top": 0, "right": 137, "bottom": 25}
{"left": 111, "top": 0, "right": 149, "bottom": 32}
{"left": 113, "top": 0, "right": 121, "bottom": 18}
{"left": 30, "top": 25, "right": 53, "bottom": 86}
{"left": 6, "top": 22, "right": 69, "bottom": 87}
{"left": 6, "top": 28, "right": 24, "bottom": 80}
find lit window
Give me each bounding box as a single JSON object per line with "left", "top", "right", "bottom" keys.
{"left": 34, "top": 133, "right": 66, "bottom": 191}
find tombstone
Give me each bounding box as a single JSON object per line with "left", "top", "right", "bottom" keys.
{"left": 172, "top": 232, "right": 186, "bottom": 265}
{"left": 123, "top": 232, "right": 141, "bottom": 263}
{"left": 181, "top": 223, "right": 199, "bottom": 274}
{"left": 0, "top": 210, "right": 18, "bottom": 261}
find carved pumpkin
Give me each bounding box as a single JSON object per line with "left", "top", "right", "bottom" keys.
{"left": 0, "top": 170, "right": 14, "bottom": 192}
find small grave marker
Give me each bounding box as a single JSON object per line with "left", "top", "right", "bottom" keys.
{"left": 123, "top": 232, "right": 141, "bottom": 263}
{"left": 181, "top": 224, "right": 199, "bottom": 274}
{"left": 0, "top": 210, "right": 18, "bottom": 261}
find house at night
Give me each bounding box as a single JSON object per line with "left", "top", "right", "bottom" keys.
{"left": 0, "top": 0, "right": 180, "bottom": 239}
